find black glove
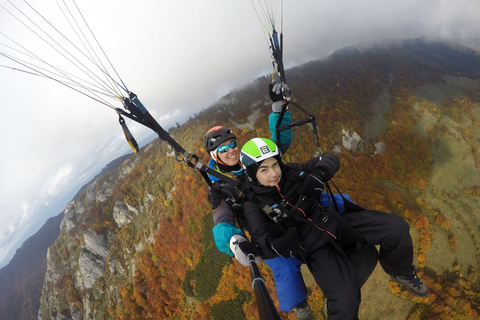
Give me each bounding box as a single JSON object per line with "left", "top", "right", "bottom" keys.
{"left": 315, "top": 153, "right": 340, "bottom": 181}
{"left": 208, "top": 189, "right": 228, "bottom": 210}
{"left": 264, "top": 223, "right": 286, "bottom": 237}
{"left": 297, "top": 171, "right": 325, "bottom": 198}
{"left": 270, "top": 228, "right": 300, "bottom": 258}
{"left": 269, "top": 81, "right": 283, "bottom": 102}
{"left": 238, "top": 240, "right": 261, "bottom": 256}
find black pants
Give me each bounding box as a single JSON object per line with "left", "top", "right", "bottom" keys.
{"left": 342, "top": 210, "right": 413, "bottom": 275}
{"left": 306, "top": 210, "right": 413, "bottom": 320}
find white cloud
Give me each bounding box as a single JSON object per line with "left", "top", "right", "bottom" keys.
{"left": 1, "top": 0, "right": 480, "bottom": 267}
{"left": 45, "top": 166, "right": 73, "bottom": 196}
{"left": 157, "top": 109, "right": 182, "bottom": 123}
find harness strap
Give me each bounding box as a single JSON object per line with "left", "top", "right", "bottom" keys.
{"left": 292, "top": 215, "right": 337, "bottom": 240}
{"left": 328, "top": 180, "right": 366, "bottom": 213}
{"left": 252, "top": 179, "right": 305, "bottom": 224}
{"left": 199, "top": 170, "right": 213, "bottom": 187}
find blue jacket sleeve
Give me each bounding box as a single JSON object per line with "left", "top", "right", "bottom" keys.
{"left": 212, "top": 222, "right": 244, "bottom": 256}
{"left": 320, "top": 192, "right": 354, "bottom": 214}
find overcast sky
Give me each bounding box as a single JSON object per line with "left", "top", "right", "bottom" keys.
{"left": 0, "top": 0, "right": 479, "bottom": 267}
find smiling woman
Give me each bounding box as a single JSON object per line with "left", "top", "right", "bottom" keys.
{"left": 215, "top": 140, "right": 239, "bottom": 166}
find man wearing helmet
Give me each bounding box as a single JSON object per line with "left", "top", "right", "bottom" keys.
{"left": 239, "top": 137, "right": 429, "bottom": 320}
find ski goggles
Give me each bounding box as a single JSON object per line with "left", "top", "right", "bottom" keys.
{"left": 217, "top": 140, "right": 238, "bottom": 153}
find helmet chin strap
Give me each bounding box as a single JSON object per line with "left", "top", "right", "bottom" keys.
{"left": 212, "top": 151, "right": 243, "bottom": 168}
{"left": 215, "top": 155, "right": 229, "bottom": 166}
{"left": 211, "top": 150, "right": 229, "bottom": 166}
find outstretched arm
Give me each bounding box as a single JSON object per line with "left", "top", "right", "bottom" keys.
{"left": 268, "top": 80, "right": 292, "bottom": 154}
{"left": 209, "top": 188, "right": 261, "bottom": 265}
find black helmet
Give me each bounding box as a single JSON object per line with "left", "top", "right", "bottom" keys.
{"left": 205, "top": 126, "right": 236, "bottom": 152}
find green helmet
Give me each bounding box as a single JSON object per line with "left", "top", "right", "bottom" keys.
{"left": 240, "top": 137, "right": 280, "bottom": 169}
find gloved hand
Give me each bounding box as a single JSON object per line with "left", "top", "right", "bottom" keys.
{"left": 229, "top": 234, "right": 261, "bottom": 266}
{"left": 263, "top": 223, "right": 286, "bottom": 237}
{"left": 297, "top": 171, "right": 325, "bottom": 198}
{"left": 269, "top": 81, "right": 283, "bottom": 102}
{"left": 272, "top": 101, "right": 284, "bottom": 113}
{"left": 208, "top": 189, "right": 229, "bottom": 210}
{"left": 315, "top": 153, "right": 340, "bottom": 181}
{"left": 270, "top": 227, "right": 300, "bottom": 258}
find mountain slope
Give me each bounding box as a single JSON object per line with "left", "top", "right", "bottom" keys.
{"left": 0, "top": 154, "right": 132, "bottom": 320}
{"left": 28, "top": 37, "right": 480, "bottom": 319}
{"left": 0, "top": 213, "right": 63, "bottom": 320}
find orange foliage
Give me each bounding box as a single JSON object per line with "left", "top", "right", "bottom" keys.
{"left": 418, "top": 228, "right": 432, "bottom": 253}
{"left": 108, "top": 48, "right": 480, "bottom": 320}
{"left": 448, "top": 233, "right": 458, "bottom": 250}
{"left": 435, "top": 213, "right": 450, "bottom": 231}
{"left": 415, "top": 216, "right": 429, "bottom": 229}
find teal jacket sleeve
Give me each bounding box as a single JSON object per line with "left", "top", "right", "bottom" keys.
{"left": 212, "top": 222, "right": 244, "bottom": 256}
{"left": 269, "top": 110, "right": 293, "bottom": 148}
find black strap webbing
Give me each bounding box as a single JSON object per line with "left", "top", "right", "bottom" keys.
{"left": 325, "top": 183, "right": 340, "bottom": 213}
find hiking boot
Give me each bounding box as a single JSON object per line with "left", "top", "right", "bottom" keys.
{"left": 293, "top": 300, "right": 313, "bottom": 320}
{"left": 391, "top": 265, "right": 429, "bottom": 298}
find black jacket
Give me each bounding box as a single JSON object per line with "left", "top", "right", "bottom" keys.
{"left": 242, "top": 156, "right": 341, "bottom": 260}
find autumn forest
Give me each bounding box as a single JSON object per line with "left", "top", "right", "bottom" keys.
{"left": 37, "top": 38, "right": 480, "bottom": 320}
